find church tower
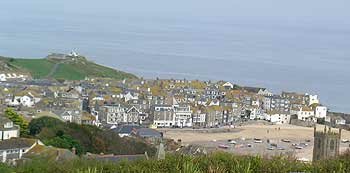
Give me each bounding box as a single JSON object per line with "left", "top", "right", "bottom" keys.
{"left": 313, "top": 125, "right": 341, "bottom": 161}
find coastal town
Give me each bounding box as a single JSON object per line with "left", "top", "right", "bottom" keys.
{"left": 0, "top": 54, "right": 350, "bottom": 165}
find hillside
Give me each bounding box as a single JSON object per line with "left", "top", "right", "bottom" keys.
{"left": 29, "top": 117, "right": 156, "bottom": 156}
{"left": 0, "top": 54, "right": 137, "bottom": 80}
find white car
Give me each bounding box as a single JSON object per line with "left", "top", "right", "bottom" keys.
{"left": 229, "top": 140, "right": 237, "bottom": 144}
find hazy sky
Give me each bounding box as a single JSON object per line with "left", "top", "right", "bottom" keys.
{"left": 2, "top": 0, "right": 350, "bottom": 22}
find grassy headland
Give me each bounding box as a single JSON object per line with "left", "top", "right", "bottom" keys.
{"left": 0, "top": 55, "right": 137, "bottom": 80}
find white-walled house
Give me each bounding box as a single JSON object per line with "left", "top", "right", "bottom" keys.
{"left": 173, "top": 104, "right": 192, "bottom": 127}
{"left": 264, "top": 111, "right": 290, "bottom": 124}
{"left": 257, "top": 88, "right": 273, "bottom": 96}
{"left": 60, "top": 110, "right": 82, "bottom": 124}
{"left": 192, "top": 111, "right": 206, "bottom": 126}
{"left": 222, "top": 82, "right": 234, "bottom": 90}
{"left": 123, "top": 92, "right": 139, "bottom": 102}
{"left": 0, "top": 74, "right": 6, "bottom": 82}
{"left": 0, "top": 117, "right": 20, "bottom": 141}
{"left": 101, "top": 104, "right": 126, "bottom": 125}
{"left": 0, "top": 73, "right": 28, "bottom": 82}
{"left": 325, "top": 116, "right": 346, "bottom": 125}
{"left": 0, "top": 138, "right": 38, "bottom": 163}
{"left": 152, "top": 105, "right": 174, "bottom": 127}
{"left": 315, "top": 106, "right": 327, "bottom": 119}
{"left": 5, "top": 93, "right": 41, "bottom": 107}
{"left": 308, "top": 95, "right": 320, "bottom": 106}
{"left": 20, "top": 95, "right": 35, "bottom": 107}
{"left": 249, "top": 107, "right": 264, "bottom": 120}
{"left": 291, "top": 107, "right": 316, "bottom": 122}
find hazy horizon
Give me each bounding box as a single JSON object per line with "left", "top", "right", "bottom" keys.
{"left": 0, "top": 0, "right": 350, "bottom": 112}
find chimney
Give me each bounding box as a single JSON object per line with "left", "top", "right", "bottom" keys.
{"left": 72, "top": 147, "right": 76, "bottom": 155}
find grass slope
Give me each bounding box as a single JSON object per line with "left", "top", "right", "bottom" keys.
{"left": 10, "top": 59, "right": 55, "bottom": 78}
{"left": 0, "top": 55, "right": 137, "bottom": 80}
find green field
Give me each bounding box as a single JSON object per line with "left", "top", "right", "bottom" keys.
{"left": 9, "top": 58, "right": 55, "bottom": 78}
{"left": 0, "top": 56, "right": 137, "bottom": 80}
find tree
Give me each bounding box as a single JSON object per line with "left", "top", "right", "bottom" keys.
{"left": 29, "top": 116, "right": 63, "bottom": 135}
{"left": 5, "top": 108, "right": 29, "bottom": 136}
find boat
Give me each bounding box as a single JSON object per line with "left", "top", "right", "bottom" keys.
{"left": 295, "top": 146, "right": 303, "bottom": 149}
{"left": 281, "top": 139, "right": 291, "bottom": 143}
{"left": 254, "top": 139, "right": 263, "bottom": 143}
{"left": 218, "top": 144, "right": 230, "bottom": 149}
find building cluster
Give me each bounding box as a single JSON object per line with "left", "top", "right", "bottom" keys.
{"left": 1, "top": 77, "right": 349, "bottom": 129}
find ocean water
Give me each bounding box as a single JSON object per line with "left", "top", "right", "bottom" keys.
{"left": 0, "top": 0, "right": 350, "bottom": 112}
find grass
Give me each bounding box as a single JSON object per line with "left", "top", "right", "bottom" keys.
{"left": 53, "top": 63, "right": 86, "bottom": 80}
{"left": 2, "top": 152, "right": 350, "bottom": 173}
{"left": 3, "top": 56, "right": 137, "bottom": 80}
{"left": 9, "top": 58, "right": 55, "bottom": 78}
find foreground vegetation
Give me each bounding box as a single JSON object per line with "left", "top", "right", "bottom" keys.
{"left": 0, "top": 55, "right": 137, "bottom": 80}
{"left": 1, "top": 152, "right": 350, "bottom": 173}
{"left": 28, "top": 117, "right": 155, "bottom": 156}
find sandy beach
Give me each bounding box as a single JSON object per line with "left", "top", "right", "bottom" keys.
{"left": 161, "top": 124, "right": 350, "bottom": 161}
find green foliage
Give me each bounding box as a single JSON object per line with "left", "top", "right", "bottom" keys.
{"left": 5, "top": 108, "right": 29, "bottom": 136}
{"left": 4, "top": 57, "right": 137, "bottom": 80}
{"left": 0, "top": 163, "right": 13, "bottom": 173}
{"left": 9, "top": 58, "right": 55, "bottom": 78}
{"left": 2, "top": 152, "right": 350, "bottom": 173}
{"left": 28, "top": 117, "right": 156, "bottom": 156}
{"left": 45, "top": 134, "right": 84, "bottom": 155}
{"left": 29, "top": 116, "right": 64, "bottom": 135}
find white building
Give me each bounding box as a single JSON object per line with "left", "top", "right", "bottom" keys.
{"left": 0, "top": 117, "right": 20, "bottom": 141}
{"left": 315, "top": 106, "right": 327, "bottom": 119}
{"left": 0, "top": 74, "right": 6, "bottom": 82}
{"left": 264, "top": 111, "right": 290, "bottom": 124}
{"left": 102, "top": 104, "right": 126, "bottom": 125}
{"left": 5, "top": 93, "right": 41, "bottom": 107}
{"left": 308, "top": 95, "right": 320, "bottom": 106}
{"left": 291, "top": 107, "right": 316, "bottom": 122}
{"left": 0, "top": 73, "right": 28, "bottom": 82}
{"left": 60, "top": 110, "right": 81, "bottom": 124}
{"left": 257, "top": 88, "right": 273, "bottom": 96}
{"left": 173, "top": 104, "right": 192, "bottom": 128}
{"left": 222, "top": 82, "right": 234, "bottom": 90}
{"left": 192, "top": 111, "right": 206, "bottom": 126}
{"left": 123, "top": 92, "right": 139, "bottom": 102}
{"left": 0, "top": 138, "right": 38, "bottom": 163}
{"left": 249, "top": 107, "right": 264, "bottom": 120}
{"left": 152, "top": 105, "right": 174, "bottom": 127}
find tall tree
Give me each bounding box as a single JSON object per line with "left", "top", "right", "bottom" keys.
{"left": 5, "top": 108, "right": 29, "bottom": 136}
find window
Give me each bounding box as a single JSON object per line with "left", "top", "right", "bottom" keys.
{"left": 330, "top": 140, "right": 335, "bottom": 151}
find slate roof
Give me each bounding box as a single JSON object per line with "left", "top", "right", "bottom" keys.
{"left": 115, "top": 125, "right": 140, "bottom": 134}
{"left": 0, "top": 138, "right": 36, "bottom": 150}
{"left": 136, "top": 128, "right": 162, "bottom": 138}
{"left": 0, "top": 115, "right": 19, "bottom": 131}
{"left": 242, "top": 87, "right": 265, "bottom": 93}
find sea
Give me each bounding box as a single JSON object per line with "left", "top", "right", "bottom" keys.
{"left": 0, "top": 0, "right": 350, "bottom": 112}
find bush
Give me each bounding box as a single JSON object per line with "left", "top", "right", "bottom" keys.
{"left": 28, "top": 117, "right": 156, "bottom": 156}
{"left": 1, "top": 152, "right": 349, "bottom": 173}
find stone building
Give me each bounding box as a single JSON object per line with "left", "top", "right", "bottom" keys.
{"left": 313, "top": 126, "right": 341, "bottom": 161}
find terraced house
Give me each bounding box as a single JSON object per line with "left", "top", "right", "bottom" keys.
{"left": 0, "top": 116, "right": 19, "bottom": 141}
